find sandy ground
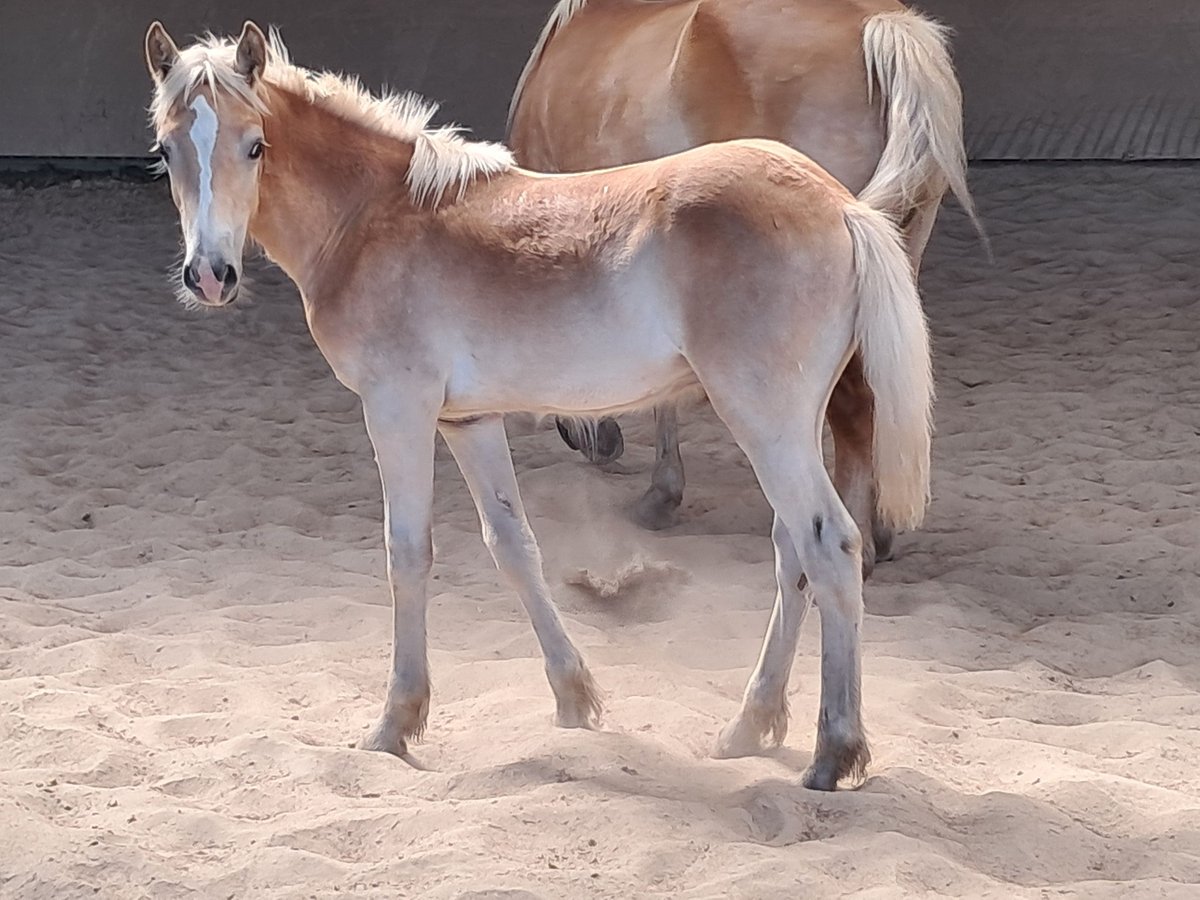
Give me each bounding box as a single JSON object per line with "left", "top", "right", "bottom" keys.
{"left": 1, "top": 163, "right": 1198, "bottom": 898}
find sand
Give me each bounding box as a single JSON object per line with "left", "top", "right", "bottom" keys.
{"left": 1, "top": 163, "right": 1198, "bottom": 898}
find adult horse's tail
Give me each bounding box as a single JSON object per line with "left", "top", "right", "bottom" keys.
{"left": 842, "top": 200, "right": 933, "bottom": 531}
{"left": 859, "top": 10, "right": 985, "bottom": 245}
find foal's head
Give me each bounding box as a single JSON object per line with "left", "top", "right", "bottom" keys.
{"left": 144, "top": 21, "right": 271, "bottom": 307}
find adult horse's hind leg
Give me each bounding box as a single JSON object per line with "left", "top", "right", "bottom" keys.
{"left": 826, "top": 352, "right": 891, "bottom": 575}
{"left": 633, "top": 404, "right": 685, "bottom": 530}
{"left": 441, "top": 416, "right": 603, "bottom": 729}
{"left": 713, "top": 514, "right": 812, "bottom": 758}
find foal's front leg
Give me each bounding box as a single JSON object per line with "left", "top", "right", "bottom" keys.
{"left": 440, "top": 416, "right": 602, "bottom": 728}
{"left": 358, "top": 390, "right": 440, "bottom": 757}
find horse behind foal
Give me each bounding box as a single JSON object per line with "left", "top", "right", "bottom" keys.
{"left": 144, "top": 21, "right": 933, "bottom": 790}
{"left": 509, "top": 0, "right": 977, "bottom": 553}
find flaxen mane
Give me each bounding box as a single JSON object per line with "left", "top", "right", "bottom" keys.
{"left": 507, "top": 0, "right": 592, "bottom": 135}
{"left": 150, "top": 30, "right": 513, "bottom": 207}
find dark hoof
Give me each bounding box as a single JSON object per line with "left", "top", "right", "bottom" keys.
{"left": 872, "top": 520, "right": 895, "bottom": 564}
{"left": 556, "top": 416, "right": 581, "bottom": 452}
{"left": 802, "top": 735, "right": 871, "bottom": 791}
{"left": 634, "top": 487, "right": 681, "bottom": 531}
{"left": 589, "top": 418, "right": 624, "bottom": 463}
{"left": 555, "top": 416, "right": 625, "bottom": 464}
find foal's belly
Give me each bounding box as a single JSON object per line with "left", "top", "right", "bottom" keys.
{"left": 439, "top": 279, "right": 697, "bottom": 419}
{"left": 442, "top": 333, "right": 697, "bottom": 420}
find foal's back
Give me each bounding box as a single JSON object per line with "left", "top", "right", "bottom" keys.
{"left": 509, "top": 0, "right": 901, "bottom": 191}
{"left": 343, "top": 140, "right": 860, "bottom": 418}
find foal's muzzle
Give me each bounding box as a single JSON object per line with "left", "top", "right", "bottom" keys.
{"left": 183, "top": 256, "right": 240, "bottom": 305}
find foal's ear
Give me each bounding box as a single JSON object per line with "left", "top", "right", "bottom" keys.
{"left": 144, "top": 21, "right": 180, "bottom": 83}
{"left": 235, "top": 21, "right": 269, "bottom": 85}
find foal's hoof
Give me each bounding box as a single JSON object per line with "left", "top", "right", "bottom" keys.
{"left": 712, "top": 721, "right": 768, "bottom": 760}
{"left": 551, "top": 663, "right": 604, "bottom": 730}
{"left": 359, "top": 721, "right": 408, "bottom": 758}
{"left": 634, "top": 487, "right": 682, "bottom": 531}
{"left": 802, "top": 736, "right": 871, "bottom": 791}
{"left": 712, "top": 703, "right": 787, "bottom": 759}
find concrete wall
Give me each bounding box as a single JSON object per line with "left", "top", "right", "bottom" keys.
{"left": 921, "top": 0, "right": 1200, "bottom": 159}
{"left": 0, "top": 0, "right": 549, "bottom": 158}
{"left": 2, "top": 1, "right": 1198, "bottom": 160}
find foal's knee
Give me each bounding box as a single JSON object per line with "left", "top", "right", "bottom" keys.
{"left": 387, "top": 525, "right": 433, "bottom": 582}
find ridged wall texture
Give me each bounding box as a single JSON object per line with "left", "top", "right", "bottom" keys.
{"left": 1, "top": 0, "right": 1196, "bottom": 160}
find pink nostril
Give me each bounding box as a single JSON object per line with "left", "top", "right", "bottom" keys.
{"left": 196, "top": 264, "right": 224, "bottom": 301}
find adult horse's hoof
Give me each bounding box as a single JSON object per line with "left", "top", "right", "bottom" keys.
{"left": 555, "top": 416, "right": 625, "bottom": 464}
{"left": 872, "top": 520, "right": 895, "bottom": 563}
{"left": 634, "top": 486, "right": 682, "bottom": 531}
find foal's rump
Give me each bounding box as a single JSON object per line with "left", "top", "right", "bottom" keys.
{"left": 655, "top": 140, "right": 932, "bottom": 527}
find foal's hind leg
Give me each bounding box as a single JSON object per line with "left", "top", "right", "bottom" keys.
{"left": 441, "top": 416, "right": 602, "bottom": 729}
{"left": 827, "top": 352, "right": 891, "bottom": 575}
{"left": 634, "top": 404, "right": 685, "bottom": 530}
{"left": 700, "top": 375, "right": 870, "bottom": 790}
{"left": 713, "top": 514, "right": 813, "bottom": 758}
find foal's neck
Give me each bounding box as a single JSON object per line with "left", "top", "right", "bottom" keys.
{"left": 250, "top": 86, "right": 416, "bottom": 299}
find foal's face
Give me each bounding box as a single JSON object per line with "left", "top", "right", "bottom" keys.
{"left": 145, "top": 22, "right": 269, "bottom": 307}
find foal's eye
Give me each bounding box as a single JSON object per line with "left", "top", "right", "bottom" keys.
{"left": 248, "top": 140, "right": 265, "bottom": 160}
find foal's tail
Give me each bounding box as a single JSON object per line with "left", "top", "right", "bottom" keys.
{"left": 843, "top": 200, "right": 933, "bottom": 531}
{"left": 859, "top": 10, "right": 986, "bottom": 248}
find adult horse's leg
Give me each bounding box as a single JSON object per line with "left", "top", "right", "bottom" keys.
{"left": 555, "top": 415, "right": 624, "bottom": 464}
{"left": 441, "top": 416, "right": 602, "bottom": 728}
{"left": 633, "top": 403, "right": 685, "bottom": 530}
{"left": 826, "top": 352, "right": 886, "bottom": 575}
{"left": 358, "top": 389, "right": 441, "bottom": 757}
{"left": 713, "top": 514, "right": 812, "bottom": 758}
{"left": 699, "top": 365, "right": 870, "bottom": 790}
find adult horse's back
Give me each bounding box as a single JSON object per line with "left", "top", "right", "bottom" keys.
{"left": 509, "top": 0, "right": 978, "bottom": 561}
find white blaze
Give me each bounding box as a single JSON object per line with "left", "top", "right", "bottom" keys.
{"left": 188, "top": 94, "right": 218, "bottom": 241}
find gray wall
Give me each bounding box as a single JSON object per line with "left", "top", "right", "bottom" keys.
{"left": 2, "top": 1, "right": 1198, "bottom": 160}
{"left": 921, "top": 0, "right": 1200, "bottom": 159}
{"left": 0, "top": 0, "right": 549, "bottom": 157}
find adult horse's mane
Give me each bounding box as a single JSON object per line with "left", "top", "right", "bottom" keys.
{"left": 149, "top": 30, "right": 513, "bottom": 207}
{"left": 507, "top": 0, "right": 595, "bottom": 135}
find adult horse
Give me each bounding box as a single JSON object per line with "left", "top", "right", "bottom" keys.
{"left": 509, "top": 0, "right": 978, "bottom": 561}
{"left": 143, "top": 21, "right": 932, "bottom": 788}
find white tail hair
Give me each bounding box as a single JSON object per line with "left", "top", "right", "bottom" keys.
{"left": 860, "top": 10, "right": 987, "bottom": 249}
{"left": 842, "top": 200, "right": 933, "bottom": 530}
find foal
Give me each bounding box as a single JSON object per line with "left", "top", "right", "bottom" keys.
{"left": 144, "top": 21, "right": 933, "bottom": 790}
{"left": 510, "top": 0, "right": 977, "bottom": 553}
